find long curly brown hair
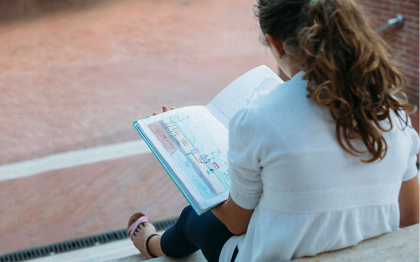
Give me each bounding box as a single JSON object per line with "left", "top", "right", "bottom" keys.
{"left": 256, "top": 0, "right": 416, "bottom": 163}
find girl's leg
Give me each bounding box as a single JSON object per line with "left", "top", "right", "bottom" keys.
{"left": 159, "top": 205, "right": 234, "bottom": 262}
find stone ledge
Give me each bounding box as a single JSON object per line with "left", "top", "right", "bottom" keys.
{"left": 108, "top": 251, "right": 206, "bottom": 262}
{"left": 108, "top": 224, "right": 419, "bottom": 262}
{"left": 292, "top": 224, "right": 419, "bottom": 262}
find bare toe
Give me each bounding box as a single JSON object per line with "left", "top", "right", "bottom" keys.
{"left": 127, "top": 213, "right": 146, "bottom": 228}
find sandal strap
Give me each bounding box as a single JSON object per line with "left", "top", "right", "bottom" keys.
{"left": 127, "top": 216, "right": 150, "bottom": 238}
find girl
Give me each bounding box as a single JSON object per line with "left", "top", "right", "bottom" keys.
{"left": 127, "top": 0, "right": 419, "bottom": 261}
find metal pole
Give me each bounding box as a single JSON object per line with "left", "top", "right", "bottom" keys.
{"left": 375, "top": 14, "right": 404, "bottom": 34}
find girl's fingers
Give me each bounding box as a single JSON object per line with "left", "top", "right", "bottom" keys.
{"left": 152, "top": 105, "right": 175, "bottom": 116}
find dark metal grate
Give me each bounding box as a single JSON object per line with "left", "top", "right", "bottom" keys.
{"left": 0, "top": 217, "right": 178, "bottom": 262}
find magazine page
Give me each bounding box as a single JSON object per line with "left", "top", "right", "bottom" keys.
{"left": 206, "top": 65, "right": 284, "bottom": 128}
{"left": 137, "top": 106, "right": 230, "bottom": 212}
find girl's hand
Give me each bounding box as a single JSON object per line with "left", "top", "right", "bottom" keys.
{"left": 152, "top": 105, "right": 176, "bottom": 116}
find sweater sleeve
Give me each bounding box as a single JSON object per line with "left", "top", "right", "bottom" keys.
{"left": 402, "top": 119, "right": 420, "bottom": 182}
{"left": 227, "top": 108, "right": 263, "bottom": 209}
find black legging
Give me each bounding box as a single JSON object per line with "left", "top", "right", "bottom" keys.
{"left": 160, "top": 205, "right": 234, "bottom": 262}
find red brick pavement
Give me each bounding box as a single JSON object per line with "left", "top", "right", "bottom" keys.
{"left": 0, "top": 0, "right": 277, "bottom": 165}
{"left": 0, "top": 154, "right": 189, "bottom": 254}
{"left": 0, "top": 0, "right": 276, "bottom": 254}
{"left": 0, "top": 0, "right": 418, "bottom": 255}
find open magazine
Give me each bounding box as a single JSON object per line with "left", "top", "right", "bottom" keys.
{"left": 133, "top": 65, "right": 284, "bottom": 215}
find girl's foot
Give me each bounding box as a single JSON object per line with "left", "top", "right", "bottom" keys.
{"left": 127, "top": 213, "right": 158, "bottom": 258}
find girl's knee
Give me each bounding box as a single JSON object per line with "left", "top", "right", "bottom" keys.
{"left": 179, "top": 205, "right": 195, "bottom": 221}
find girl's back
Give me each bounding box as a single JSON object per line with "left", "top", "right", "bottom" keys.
{"left": 223, "top": 70, "right": 418, "bottom": 261}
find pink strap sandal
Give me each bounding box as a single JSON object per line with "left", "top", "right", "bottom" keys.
{"left": 127, "top": 214, "right": 150, "bottom": 239}
{"left": 127, "top": 212, "right": 160, "bottom": 259}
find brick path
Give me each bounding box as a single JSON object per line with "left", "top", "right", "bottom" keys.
{"left": 0, "top": 0, "right": 418, "bottom": 255}
{"left": 0, "top": 0, "right": 276, "bottom": 254}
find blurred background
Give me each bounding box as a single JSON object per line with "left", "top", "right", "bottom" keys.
{"left": 0, "top": 0, "right": 418, "bottom": 259}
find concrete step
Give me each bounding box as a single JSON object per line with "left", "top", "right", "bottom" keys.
{"left": 27, "top": 224, "right": 419, "bottom": 262}
{"left": 109, "top": 224, "right": 419, "bottom": 262}
{"left": 26, "top": 231, "right": 166, "bottom": 262}
{"left": 107, "top": 251, "right": 206, "bottom": 262}
{"left": 26, "top": 239, "right": 140, "bottom": 262}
